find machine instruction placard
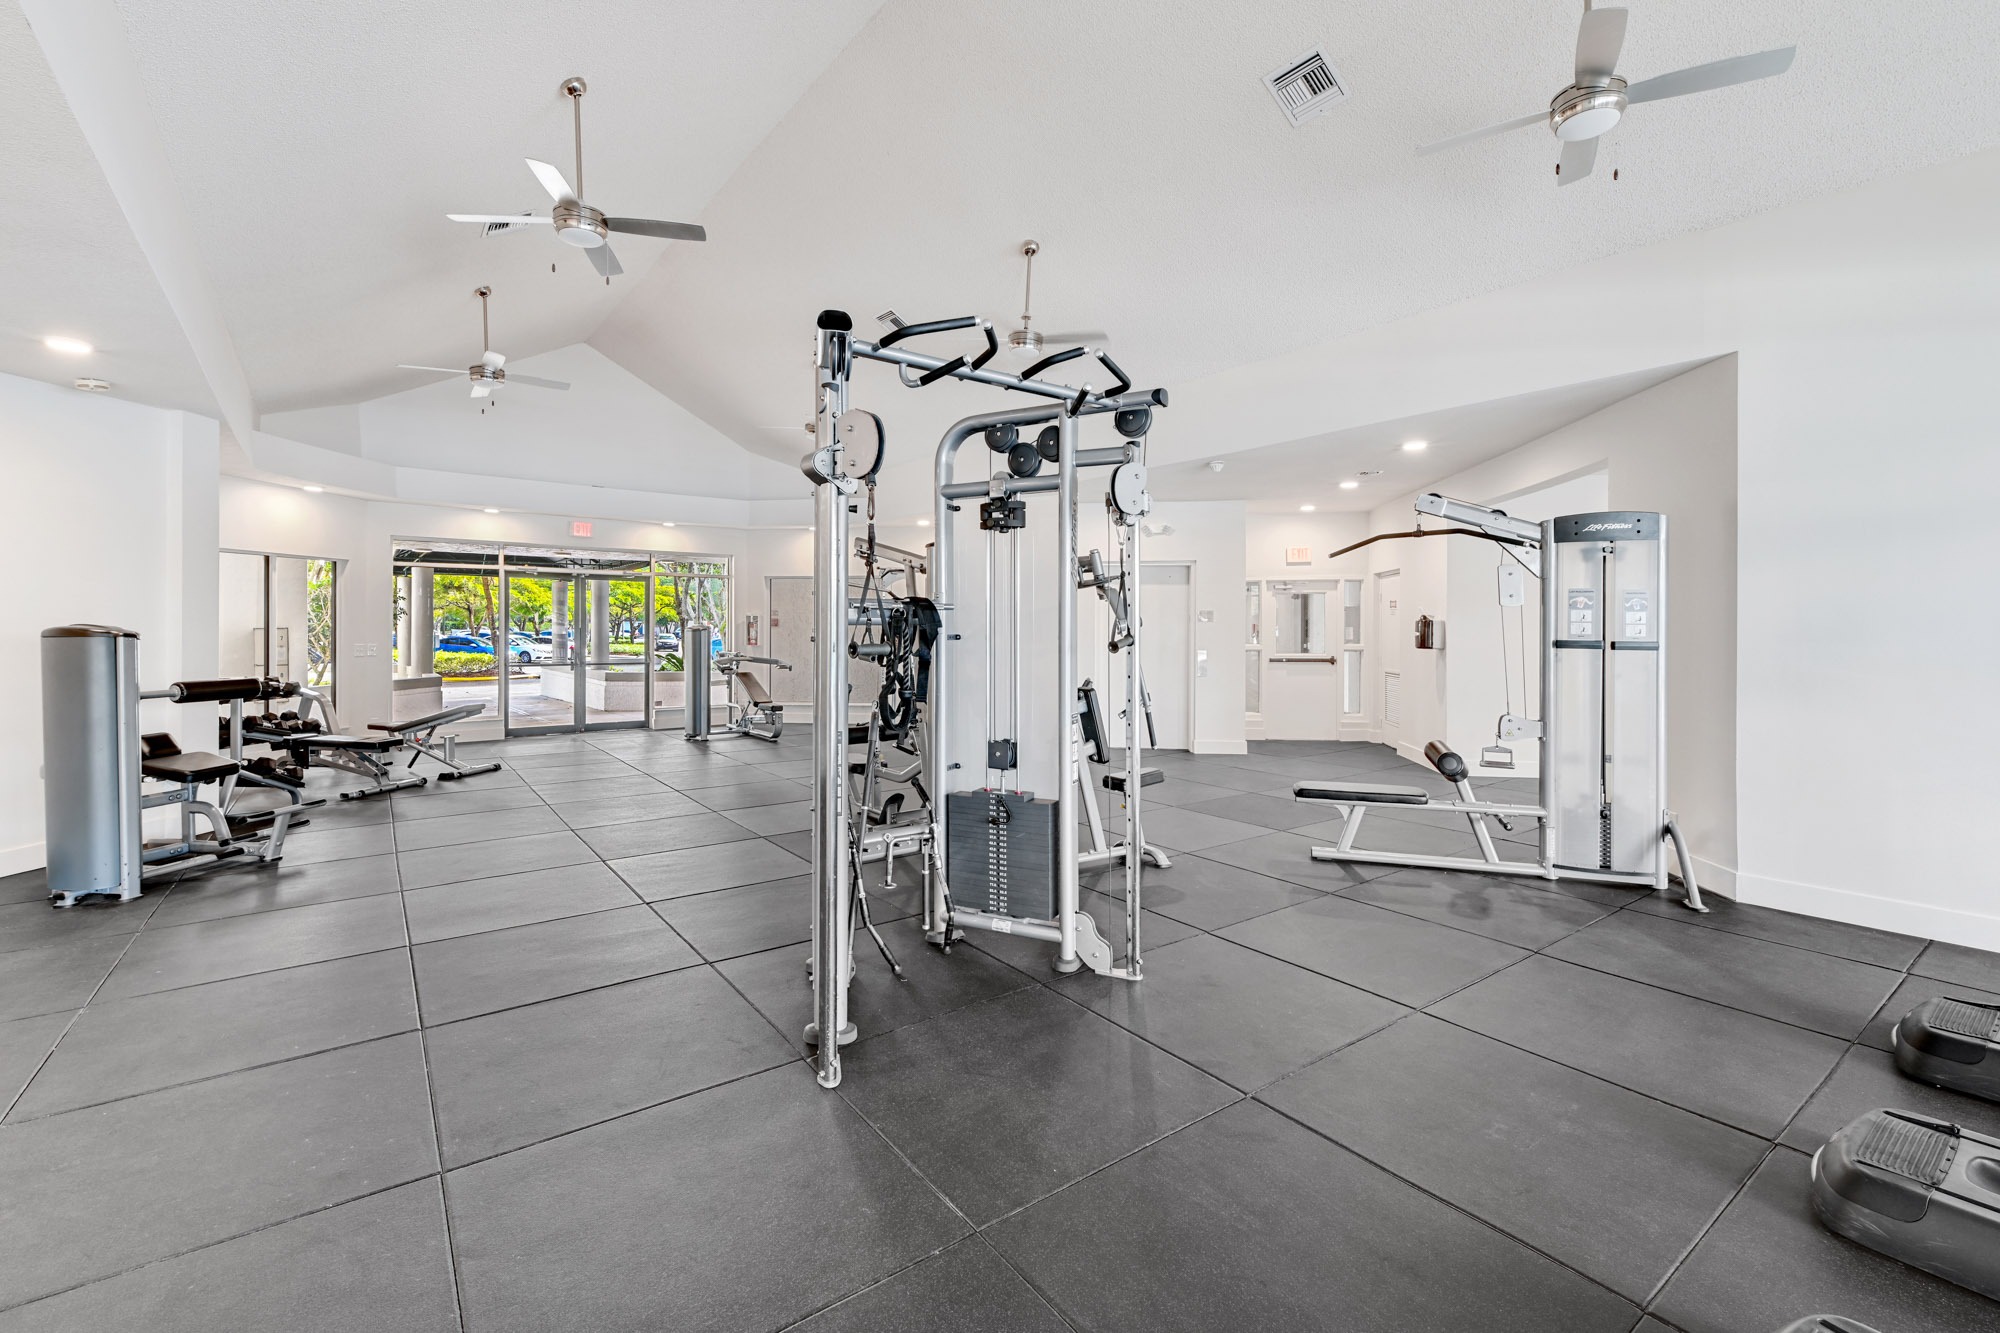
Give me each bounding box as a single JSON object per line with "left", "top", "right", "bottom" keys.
{"left": 1566, "top": 588, "right": 1598, "bottom": 639}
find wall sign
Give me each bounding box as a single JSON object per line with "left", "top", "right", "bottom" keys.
{"left": 571, "top": 520, "right": 593, "bottom": 538}
{"left": 1284, "top": 546, "right": 1312, "bottom": 566}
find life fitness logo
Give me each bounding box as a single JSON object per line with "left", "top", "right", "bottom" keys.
{"left": 1580, "top": 521, "right": 1634, "bottom": 533}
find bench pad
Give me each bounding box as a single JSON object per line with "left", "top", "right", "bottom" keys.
{"left": 1293, "top": 779, "right": 1431, "bottom": 806}
{"left": 1102, "top": 768, "right": 1165, "bottom": 793}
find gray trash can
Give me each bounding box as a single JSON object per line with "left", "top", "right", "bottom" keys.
{"left": 41, "top": 625, "right": 143, "bottom": 905}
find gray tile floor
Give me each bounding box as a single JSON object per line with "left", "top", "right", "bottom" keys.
{"left": 4, "top": 732, "right": 2000, "bottom": 1331}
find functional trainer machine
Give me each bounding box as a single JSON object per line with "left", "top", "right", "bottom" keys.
{"left": 683, "top": 619, "right": 791, "bottom": 743}
{"left": 800, "top": 308, "right": 1167, "bottom": 1087}
{"left": 1295, "top": 493, "right": 1705, "bottom": 911}
{"left": 40, "top": 625, "right": 323, "bottom": 906}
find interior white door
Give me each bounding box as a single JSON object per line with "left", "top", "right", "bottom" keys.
{"left": 1375, "top": 571, "right": 1403, "bottom": 738}
{"left": 1138, "top": 564, "right": 1193, "bottom": 751}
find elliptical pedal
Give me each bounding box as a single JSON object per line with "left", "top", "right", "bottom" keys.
{"left": 1894, "top": 996, "right": 2000, "bottom": 1103}
{"left": 1810, "top": 1108, "right": 2000, "bottom": 1300}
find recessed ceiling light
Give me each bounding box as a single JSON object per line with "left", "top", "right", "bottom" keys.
{"left": 661, "top": 521, "right": 676, "bottom": 527}
{"left": 1300, "top": 504, "right": 1316, "bottom": 512}
{"left": 73, "top": 377, "right": 111, "bottom": 392}
{"left": 916, "top": 518, "right": 931, "bottom": 527}
{"left": 43, "top": 336, "right": 93, "bottom": 355}
{"left": 1208, "top": 460, "right": 1225, "bottom": 472}
{"left": 482, "top": 507, "right": 499, "bottom": 514}
{"left": 1402, "top": 439, "right": 1428, "bottom": 452}
{"left": 1339, "top": 480, "right": 1360, "bottom": 490}
{"left": 302, "top": 485, "right": 324, "bottom": 493}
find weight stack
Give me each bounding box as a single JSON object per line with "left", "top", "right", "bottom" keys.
{"left": 946, "top": 789, "right": 1058, "bottom": 921}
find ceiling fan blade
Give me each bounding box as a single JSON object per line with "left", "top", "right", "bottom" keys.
{"left": 1574, "top": 6, "right": 1628, "bottom": 83}
{"left": 471, "top": 382, "right": 492, "bottom": 399}
{"left": 1039, "top": 331, "right": 1109, "bottom": 346}
{"left": 482, "top": 350, "right": 505, "bottom": 370}
{"left": 587, "top": 243, "right": 623, "bottom": 278}
{"left": 525, "top": 158, "right": 576, "bottom": 203}
{"left": 605, "top": 217, "right": 707, "bottom": 242}
{"left": 507, "top": 374, "right": 570, "bottom": 391}
{"left": 397, "top": 364, "right": 467, "bottom": 375}
{"left": 1624, "top": 46, "right": 1796, "bottom": 105}
{"left": 1416, "top": 111, "right": 1547, "bottom": 156}
{"left": 1557, "top": 135, "right": 1598, "bottom": 186}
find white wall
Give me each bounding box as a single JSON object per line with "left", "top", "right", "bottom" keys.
{"left": 0, "top": 372, "right": 218, "bottom": 874}
{"left": 1366, "top": 359, "right": 1738, "bottom": 892}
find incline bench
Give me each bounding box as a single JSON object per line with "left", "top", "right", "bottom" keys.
{"left": 1293, "top": 740, "right": 1542, "bottom": 876}
{"left": 247, "top": 698, "right": 501, "bottom": 800}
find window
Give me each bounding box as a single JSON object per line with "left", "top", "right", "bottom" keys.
{"left": 219, "top": 551, "right": 340, "bottom": 706}
{"left": 1245, "top": 581, "right": 1262, "bottom": 715}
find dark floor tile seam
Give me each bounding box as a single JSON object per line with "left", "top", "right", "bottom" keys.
{"left": 1602, "top": 889, "right": 1929, "bottom": 973}
{"left": 415, "top": 950, "right": 714, "bottom": 1036}
{"left": 404, "top": 884, "right": 657, "bottom": 950}
{"left": 1253, "top": 1094, "right": 1647, "bottom": 1320}
{"left": 440, "top": 1049, "right": 805, "bottom": 1175}
{"left": 1031, "top": 969, "right": 1409, "bottom": 1103}
{"left": 397, "top": 893, "right": 472, "bottom": 1333}
{"left": 0, "top": 927, "right": 146, "bottom": 1114}
{"left": 1635, "top": 1140, "right": 1783, "bottom": 1319}
{"left": 1516, "top": 935, "right": 1905, "bottom": 1046}
{"left": 1410, "top": 1003, "right": 1815, "bottom": 1150}
{"left": 771, "top": 1232, "right": 1085, "bottom": 1333}
{"left": 0, "top": 1170, "right": 447, "bottom": 1319}
{"left": 2, "top": 1015, "right": 433, "bottom": 1126}
{"left": 71, "top": 942, "right": 415, "bottom": 1009}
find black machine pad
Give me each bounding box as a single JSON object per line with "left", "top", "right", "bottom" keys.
{"left": 1293, "top": 779, "right": 1431, "bottom": 806}
{"left": 1811, "top": 1109, "right": 2000, "bottom": 1300}
{"left": 1102, "top": 768, "right": 1165, "bottom": 793}
{"left": 1895, "top": 996, "right": 2000, "bottom": 1103}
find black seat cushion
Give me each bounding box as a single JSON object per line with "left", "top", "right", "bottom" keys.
{"left": 143, "top": 751, "right": 239, "bottom": 784}
{"left": 292, "top": 734, "right": 404, "bottom": 753}
{"left": 1101, "top": 768, "right": 1166, "bottom": 793}
{"left": 1293, "top": 779, "right": 1431, "bottom": 805}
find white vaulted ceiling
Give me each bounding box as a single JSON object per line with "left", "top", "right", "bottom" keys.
{"left": 11, "top": 0, "right": 2000, "bottom": 510}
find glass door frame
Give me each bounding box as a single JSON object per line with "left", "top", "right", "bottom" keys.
{"left": 220, "top": 548, "right": 341, "bottom": 709}
{"left": 499, "top": 553, "right": 655, "bottom": 736}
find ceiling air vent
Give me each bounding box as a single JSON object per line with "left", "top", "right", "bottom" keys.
{"left": 1264, "top": 48, "right": 1347, "bottom": 127}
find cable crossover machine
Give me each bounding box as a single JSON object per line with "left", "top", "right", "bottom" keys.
{"left": 1294, "top": 492, "right": 1705, "bottom": 909}
{"left": 800, "top": 309, "right": 1168, "bottom": 1089}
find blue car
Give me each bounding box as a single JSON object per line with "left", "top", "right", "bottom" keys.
{"left": 436, "top": 634, "right": 489, "bottom": 655}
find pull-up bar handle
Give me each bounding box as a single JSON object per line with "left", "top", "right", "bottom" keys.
{"left": 1019, "top": 345, "right": 1087, "bottom": 380}
{"left": 877, "top": 315, "right": 978, "bottom": 349}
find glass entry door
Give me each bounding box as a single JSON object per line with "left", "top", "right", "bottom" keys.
{"left": 499, "top": 552, "right": 653, "bottom": 735}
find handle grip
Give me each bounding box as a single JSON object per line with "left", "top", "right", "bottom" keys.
{"left": 876, "top": 315, "right": 978, "bottom": 349}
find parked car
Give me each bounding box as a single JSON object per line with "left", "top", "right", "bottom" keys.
{"left": 436, "top": 634, "right": 490, "bottom": 655}
{"left": 506, "top": 634, "right": 551, "bottom": 664}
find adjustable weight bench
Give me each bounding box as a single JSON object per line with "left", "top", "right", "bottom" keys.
{"left": 1295, "top": 740, "right": 1540, "bottom": 875}
{"left": 249, "top": 698, "right": 499, "bottom": 801}
{"left": 367, "top": 702, "right": 503, "bottom": 783}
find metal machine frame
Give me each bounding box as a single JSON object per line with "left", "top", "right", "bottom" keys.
{"left": 801, "top": 309, "right": 1167, "bottom": 1087}
{"left": 1301, "top": 492, "right": 1705, "bottom": 910}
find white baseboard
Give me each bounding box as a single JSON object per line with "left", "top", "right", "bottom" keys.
{"left": 1737, "top": 869, "right": 2000, "bottom": 953}
{"left": 1191, "top": 739, "right": 1249, "bottom": 755}
{"left": 1687, "top": 855, "right": 1737, "bottom": 901}
{"left": 1, "top": 842, "right": 45, "bottom": 878}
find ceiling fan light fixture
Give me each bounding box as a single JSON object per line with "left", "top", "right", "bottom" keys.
{"left": 1551, "top": 80, "right": 1627, "bottom": 141}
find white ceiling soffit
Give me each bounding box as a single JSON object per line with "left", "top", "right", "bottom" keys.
{"left": 1150, "top": 359, "right": 1711, "bottom": 512}
{"left": 0, "top": 4, "right": 213, "bottom": 415}
{"left": 595, "top": 0, "right": 2000, "bottom": 468}
{"left": 333, "top": 344, "right": 805, "bottom": 501}
{"left": 106, "top": 0, "right": 890, "bottom": 414}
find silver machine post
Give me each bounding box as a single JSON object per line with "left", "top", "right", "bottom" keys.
{"left": 1053, "top": 410, "right": 1082, "bottom": 973}
{"left": 804, "top": 313, "right": 856, "bottom": 1086}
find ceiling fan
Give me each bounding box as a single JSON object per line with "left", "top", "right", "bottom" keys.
{"left": 446, "top": 77, "right": 707, "bottom": 278}
{"left": 1417, "top": 2, "right": 1795, "bottom": 184}
{"left": 397, "top": 286, "right": 570, "bottom": 399}
{"left": 1008, "top": 241, "right": 1106, "bottom": 357}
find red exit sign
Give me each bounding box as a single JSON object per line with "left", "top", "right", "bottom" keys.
{"left": 570, "top": 520, "right": 593, "bottom": 538}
